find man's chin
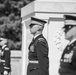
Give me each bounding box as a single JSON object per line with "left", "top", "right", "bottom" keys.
{"left": 31, "top": 32, "right": 34, "bottom": 35}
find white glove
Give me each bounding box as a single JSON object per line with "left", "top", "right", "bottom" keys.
{"left": 4, "top": 71, "right": 8, "bottom": 75}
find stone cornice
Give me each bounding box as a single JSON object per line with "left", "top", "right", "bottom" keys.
{"left": 21, "top": 1, "right": 76, "bottom": 19}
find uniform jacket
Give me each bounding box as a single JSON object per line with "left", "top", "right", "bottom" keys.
{"left": 0, "top": 45, "right": 10, "bottom": 73}
{"left": 28, "top": 34, "right": 49, "bottom": 75}
{"left": 59, "top": 40, "right": 76, "bottom": 75}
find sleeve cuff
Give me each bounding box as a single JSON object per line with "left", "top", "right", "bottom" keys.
{"left": 4, "top": 67, "right": 10, "bottom": 69}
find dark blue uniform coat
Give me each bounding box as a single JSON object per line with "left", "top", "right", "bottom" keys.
{"left": 27, "top": 34, "right": 49, "bottom": 75}
{"left": 59, "top": 41, "right": 76, "bottom": 75}
{"left": 0, "top": 45, "right": 11, "bottom": 74}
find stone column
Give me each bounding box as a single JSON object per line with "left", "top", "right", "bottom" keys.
{"left": 21, "top": 20, "right": 27, "bottom": 75}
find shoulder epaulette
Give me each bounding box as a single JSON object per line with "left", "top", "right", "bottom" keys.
{"left": 38, "top": 38, "right": 45, "bottom": 42}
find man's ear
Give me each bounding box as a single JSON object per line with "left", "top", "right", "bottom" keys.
{"left": 38, "top": 25, "right": 40, "bottom": 28}
{"left": 74, "top": 27, "right": 76, "bottom": 34}
{"left": 38, "top": 25, "right": 42, "bottom": 31}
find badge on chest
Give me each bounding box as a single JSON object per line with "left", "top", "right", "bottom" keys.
{"left": 62, "top": 51, "right": 74, "bottom": 63}
{"left": 30, "top": 45, "right": 34, "bottom": 52}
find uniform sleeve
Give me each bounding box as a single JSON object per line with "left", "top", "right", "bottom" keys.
{"left": 62, "top": 72, "right": 76, "bottom": 75}
{"left": 36, "top": 38, "right": 49, "bottom": 75}
{"left": 4, "top": 47, "right": 10, "bottom": 72}
{"left": 59, "top": 47, "right": 76, "bottom": 75}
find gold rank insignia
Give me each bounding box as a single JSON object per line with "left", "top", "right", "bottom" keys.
{"left": 38, "top": 38, "right": 45, "bottom": 42}
{"left": 30, "top": 45, "right": 34, "bottom": 52}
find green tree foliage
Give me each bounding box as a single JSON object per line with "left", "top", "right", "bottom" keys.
{"left": 0, "top": 0, "right": 34, "bottom": 50}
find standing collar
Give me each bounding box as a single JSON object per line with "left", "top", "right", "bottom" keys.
{"left": 34, "top": 33, "right": 42, "bottom": 39}
{"left": 2, "top": 45, "right": 6, "bottom": 49}
{"left": 69, "top": 38, "right": 76, "bottom": 45}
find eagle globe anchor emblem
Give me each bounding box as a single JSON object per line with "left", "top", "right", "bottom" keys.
{"left": 30, "top": 45, "right": 34, "bottom": 52}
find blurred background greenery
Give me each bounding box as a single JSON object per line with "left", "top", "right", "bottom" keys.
{"left": 0, "top": 0, "right": 34, "bottom": 50}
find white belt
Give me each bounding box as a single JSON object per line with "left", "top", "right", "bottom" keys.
{"left": 0, "top": 60, "right": 5, "bottom": 62}
{"left": 29, "top": 60, "right": 38, "bottom": 63}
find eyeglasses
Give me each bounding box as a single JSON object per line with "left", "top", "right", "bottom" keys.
{"left": 29, "top": 24, "right": 43, "bottom": 28}
{"left": 29, "top": 24, "right": 36, "bottom": 28}
{"left": 63, "top": 25, "right": 76, "bottom": 33}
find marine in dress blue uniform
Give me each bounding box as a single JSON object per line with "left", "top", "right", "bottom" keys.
{"left": 27, "top": 17, "right": 49, "bottom": 75}
{"left": 0, "top": 37, "right": 11, "bottom": 75}
{"left": 59, "top": 15, "right": 76, "bottom": 75}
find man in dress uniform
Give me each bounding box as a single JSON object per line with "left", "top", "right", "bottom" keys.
{"left": 0, "top": 37, "right": 11, "bottom": 75}
{"left": 27, "top": 17, "right": 49, "bottom": 75}
{"left": 59, "top": 15, "right": 76, "bottom": 75}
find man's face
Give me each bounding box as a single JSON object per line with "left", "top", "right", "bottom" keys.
{"left": 63, "top": 25, "right": 76, "bottom": 40}
{"left": 29, "top": 24, "right": 40, "bottom": 34}
{"left": 0, "top": 38, "right": 7, "bottom": 46}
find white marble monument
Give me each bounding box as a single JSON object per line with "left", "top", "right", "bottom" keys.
{"left": 21, "top": 0, "right": 76, "bottom": 75}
